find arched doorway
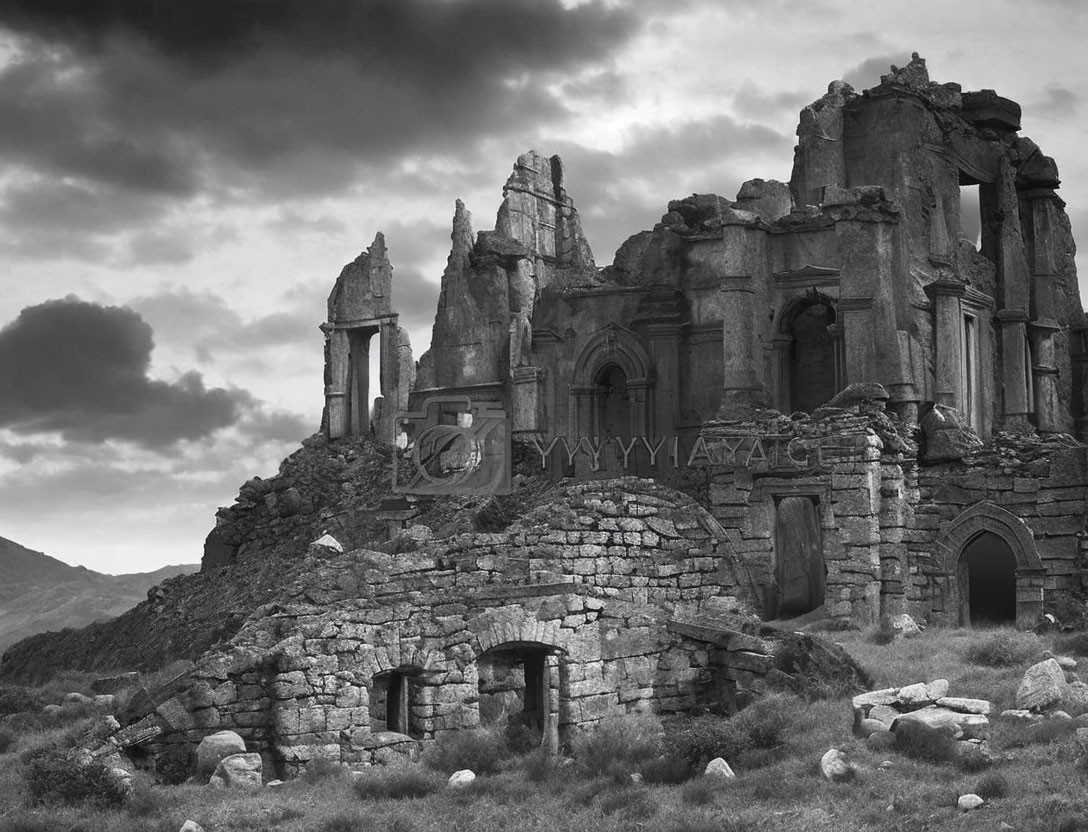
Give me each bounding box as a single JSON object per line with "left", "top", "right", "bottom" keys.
{"left": 774, "top": 496, "right": 825, "bottom": 617}
{"left": 595, "top": 363, "right": 630, "bottom": 439}
{"left": 960, "top": 532, "right": 1017, "bottom": 625}
{"left": 787, "top": 301, "right": 837, "bottom": 413}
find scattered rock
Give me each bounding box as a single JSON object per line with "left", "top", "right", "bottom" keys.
{"left": 857, "top": 717, "right": 887, "bottom": 738}
{"left": 897, "top": 682, "right": 930, "bottom": 706}
{"left": 957, "top": 793, "right": 984, "bottom": 811}
{"left": 196, "top": 730, "right": 247, "bottom": 776}
{"left": 866, "top": 730, "right": 896, "bottom": 751}
{"left": 93, "top": 694, "right": 118, "bottom": 712}
{"left": 890, "top": 614, "right": 923, "bottom": 638}
{"left": 819, "top": 748, "right": 856, "bottom": 782}
{"left": 41, "top": 704, "right": 63, "bottom": 717}
{"left": 209, "top": 752, "right": 262, "bottom": 789}
{"left": 1051, "top": 710, "right": 1072, "bottom": 720}
{"left": 1016, "top": 658, "right": 1068, "bottom": 711}
{"left": 704, "top": 757, "right": 735, "bottom": 778}
{"left": 447, "top": 769, "right": 476, "bottom": 789}
{"left": 310, "top": 534, "right": 343, "bottom": 552}
{"left": 892, "top": 706, "right": 989, "bottom": 740}
{"left": 1064, "top": 681, "right": 1088, "bottom": 709}
{"left": 63, "top": 692, "right": 90, "bottom": 704}
{"left": 1000, "top": 709, "right": 1043, "bottom": 723}
{"left": 629, "top": 772, "right": 643, "bottom": 784}
{"left": 91, "top": 672, "right": 140, "bottom": 695}
{"left": 179, "top": 822, "right": 205, "bottom": 832}
{"left": 106, "top": 766, "right": 135, "bottom": 797}
{"left": 924, "top": 679, "right": 949, "bottom": 700}
{"left": 935, "top": 697, "right": 991, "bottom": 715}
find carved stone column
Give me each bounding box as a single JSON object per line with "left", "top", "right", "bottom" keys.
{"left": 997, "top": 308, "right": 1032, "bottom": 431}
{"left": 718, "top": 275, "right": 765, "bottom": 418}
{"left": 647, "top": 323, "right": 682, "bottom": 437}
{"left": 323, "top": 326, "right": 351, "bottom": 439}
{"left": 926, "top": 279, "right": 966, "bottom": 410}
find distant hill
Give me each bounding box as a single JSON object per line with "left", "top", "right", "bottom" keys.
{"left": 0, "top": 535, "right": 198, "bottom": 657}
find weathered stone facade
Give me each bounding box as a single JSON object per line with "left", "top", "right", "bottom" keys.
{"left": 86, "top": 57, "right": 1088, "bottom": 778}
{"left": 315, "top": 55, "right": 1087, "bottom": 629}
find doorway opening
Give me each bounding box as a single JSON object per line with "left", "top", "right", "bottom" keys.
{"left": 961, "top": 532, "right": 1017, "bottom": 625}
{"left": 774, "top": 496, "right": 825, "bottom": 617}
{"left": 595, "top": 363, "right": 630, "bottom": 439}
{"left": 477, "top": 644, "right": 554, "bottom": 753}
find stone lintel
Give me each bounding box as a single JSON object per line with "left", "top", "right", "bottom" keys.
{"left": 924, "top": 279, "right": 967, "bottom": 300}
{"left": 996, "top": 309, "right": 1030, "bottom": 323}
{"left": 647, "top": 323, "right": 685, "bottom": 339}
{"left": 719, "top": 275, "right": 754, "bottom": 293}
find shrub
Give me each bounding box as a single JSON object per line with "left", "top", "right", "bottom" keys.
{"left": 681, "top": 775, "right": 728, "bottom": 806}
{"left": 423, "top": 727, "right": 509, "bottom": 775}
{"left": 868, "top": 624, "right": 896, "bottom": 646}
{"left": 639, "top": 754, "right": 693, "bottom": 784}
{"left": 0, "top": 687, "right": 41, "bottom": 718}
{"left": 0, "top": 729, "right": 17, "bottom": 754}
{"left": 301, "top": 756, "right": 353, "bottom": 785}
{"left": 23, "top": 747, "right": 131, "bottom": 808}
{"left": 572, "top": 714, "right": 664, "bottom": 779}
{"left": 1056, "top": 633, "right": 1088, "bottom": 657}
{"left": 153, "top": 745, "right": 193, "bottom": 785}
{"left": 893, "top": 722, "right": 958, "bottom": 764}
{"left": 520, "top": 748, "right": 572, "bottom": 785}
{"left": 963, "top": 630, "right": 1041, "bottom": 667}
{"left": 665, "top": 716, "right": 751, "bottom": 771}
{"left": 974, "top": 772, "right": 1009, "bottom": 799}
{"left": 731, "top": 692, "right": 803, "bottom": 749}
{"left": 353, "top": 766, "right": 443, "bottom": 800}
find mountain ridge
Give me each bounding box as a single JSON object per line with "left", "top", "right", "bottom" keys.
{"left": 0, "top": 534, "right": 198, "bottom": 657}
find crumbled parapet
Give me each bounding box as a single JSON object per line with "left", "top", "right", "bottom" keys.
{"left": 920, "top": 404, "right": 983, "bottom": 461}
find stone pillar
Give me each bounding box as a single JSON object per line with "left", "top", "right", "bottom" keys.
{"left": 997, "top": 309, "right": 1032, "bottom": 431}
{"left": 770, "top": 335, "right": 792, "bottom": 412}
{"left": 718, "top": 276, "right": 765, "bottom": 418}
{"left": 512, "top": 366, "right": 546, "bottom": 433}
{"left": 837, "top": 295, "right": 876, "bottom": 392}
{"left": 927, "top": 280, "right": 966, "bottom": 409}
{"left": 1025, "top": 189, "right": 1064, "bottom": 432}
{"left": 1073, "top": 322, "right": 1088, "bottom": 442}
{"left": 324, "top": 327, "right": 351, "bottom": 439}
{"left": 648, "top": 323, "right": 682, "bottom": 437}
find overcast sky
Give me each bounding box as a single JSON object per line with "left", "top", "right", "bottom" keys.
{"left": 0, "top": 0, "right": 1085, "bottom": 573}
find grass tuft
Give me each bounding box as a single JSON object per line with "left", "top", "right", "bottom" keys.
{"left": 352, "top": 766, "right": 444, "bottom": 800}
{"left": 962, "top": 629, "right": 1042, "bottom": 667}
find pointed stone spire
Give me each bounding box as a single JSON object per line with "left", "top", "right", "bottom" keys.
{"left": 444, "top": 199, "right": 475, "bottom": 280}
{"left": 326, "top": 231, "right": 392, "bottom": 323}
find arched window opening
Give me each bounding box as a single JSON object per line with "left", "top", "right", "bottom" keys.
{"left": 370, "top": 669, "right": 422, "bottom": 736}
{"left": 478, "top": 644, "right": 556, "bottom": 753}
{"left": 787, "top": 301, "right": 838, "bottom": 414}
{"left": 961, "top": 532, "right": 1017, "bottom": 625}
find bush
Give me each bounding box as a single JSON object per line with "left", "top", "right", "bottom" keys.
{"left": 868, "top": 624, "right": 896, "bottom": 646}
{"left": 0, "top": 687, "right": 41, "bottom": 718}
{"left": 153, "top": 745, "right": 193, "bottom": 785}
{"left": 520, "top": 748, "right": 572, "bottom": 785}
{"left": 665, "top": 716, "right": 750, "bottom": 771}
{"left": 639, "top": 754, "right": 693, "bottom": 784}
{"left": 23, "top": 747, "right": 131, "bottom": 808}
{"left": 423, "top": 727, "right": 509, "bottom": 775}
{"left": 1056, "top": 633, "right": 1088, "bottom": 657}
{"left": 731, "top": 692, "right": 803, "bottom": 749}
{"left": 572, "top": 714, "right": 663, "bottom": 779}
{"left": 974, "top": 772, "right": 1009, "bottom": 799}
{"left": 353, "top": 766, "right": 443, "bottom": 800}
{"left": 963, "top": 630, "right": 1041, "bottom": 667}
{"left": 0, "top": 729, "right": 17, "bottom": 754}
{"left": 301, "top": 756, "right": 353, "bottom": 785}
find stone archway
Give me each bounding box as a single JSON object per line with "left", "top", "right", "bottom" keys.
{"left": 571, "top": 325, "right": 654, "bottom": 442}
{"left": 784, "top": 299, "right": 838, "bottom": 414}
{"left": 935, "top": 501, "right": 1045, "bottom": 627}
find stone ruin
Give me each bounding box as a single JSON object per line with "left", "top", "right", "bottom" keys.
{"left": 31, "top": 56, "right": 1088, "bottom": 779}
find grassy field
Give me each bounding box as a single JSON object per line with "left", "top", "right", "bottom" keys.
{"left": 3, "top": 626, "right": 1088, "bottom": 832}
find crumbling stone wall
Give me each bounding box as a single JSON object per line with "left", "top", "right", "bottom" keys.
{"left": 136, "top": 479, "right": 768, "bottom": 776}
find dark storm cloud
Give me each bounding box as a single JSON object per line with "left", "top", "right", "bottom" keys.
{"left": 0, "top": 297, "right": 254, "bottom": 447}
{"left": 0, "top": 0, "right": 646, "bottom": 242}
{"left": 128, "top": 288, "right": 320, "bottom": 368}
{"left": 1030, "top": 85, "right": 1079, "bottom": 119}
